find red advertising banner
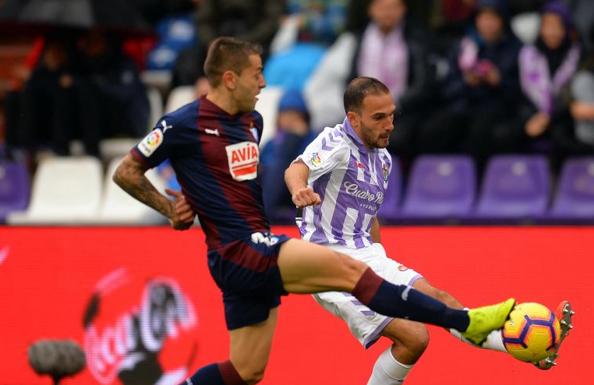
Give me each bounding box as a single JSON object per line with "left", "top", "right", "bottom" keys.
{"left": 0, "top": 226, "right": 591, "bottom": 385}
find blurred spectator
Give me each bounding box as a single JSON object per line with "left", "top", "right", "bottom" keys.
{"left": 347, "top": 0, "right": 437, "bottom": 33}
{"left": 260, "top": 89, "right": 315, "bottom": 223}
{"left": 517, "top": 1, "right": 581, "bottom": 161}
{"left": 569, "top": 0, "right": 594, "bottom": 51}
{"left": 173, "top": 0, "right": 282, "bottom": 95}
{"left": 77, "top": 30, "right": 150, "bottom": 155}
{"left": 6, "top": 33, "right": 79, "bottom": 157}
{"left": 305, "top": 0, "right": 435, "bottom": 157}
{"left": 566, "top": 25, "right": 594, "bottom": 155}
{"left": 265, "top": 1, "right": 348, "bottom": 92}
{"left": 417, "top": 0, "right": 521, "bottom": 168}
{"left": 284, "top": 0, "right": 349, "bottom": 46}
{"left": 146, "top": 14, "right": 197, "bottom": 71}
{"left": 507, "top": 0, "right": 547, "bottom": 15}
{"left": 130, "top": 0, "right": 199, "bottom": 26}
{"left": 431, "top": 0, "right": 477, "bottom": 40}
{"left": 354, "top": 0, "right": 435, "bottom": 163}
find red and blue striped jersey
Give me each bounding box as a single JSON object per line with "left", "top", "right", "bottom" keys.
{"left": 131, "top": 96, "right": 269, "bottom": 250}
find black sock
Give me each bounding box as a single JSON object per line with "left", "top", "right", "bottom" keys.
{"left": 352, "top": 267, "right": 469, "bottom": 331}
{"left": 183, "top": 361, "right": 247, "bottom": 385}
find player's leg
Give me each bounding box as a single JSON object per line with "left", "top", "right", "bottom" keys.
{"left": 183, "top": 308, "right": 278, "bottom": 385}
{"left": 413, "top": 278, "right": 507, "bottom": 352}
{"left": 367, "top": 319, "right": 429, "bottom": 385}
{"left": 313, "top": 288, "right": 428, "bottom": 385}
{"left": 228, "top": 307, "right": 278, "bottom": 384}
{"left": 278, "top": 238, "right": 514, "bottom": 344}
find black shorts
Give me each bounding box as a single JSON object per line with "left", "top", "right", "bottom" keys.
{"left": 207, "top": 233, "right": 291, "bottom": 330}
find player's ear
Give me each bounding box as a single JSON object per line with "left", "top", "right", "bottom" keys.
{"left": 222, "top": 70, "right": 237, "bottom": 90}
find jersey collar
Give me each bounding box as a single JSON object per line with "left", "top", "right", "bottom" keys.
{"left": 343, "top": 117, "right": 370, "bottom": 153}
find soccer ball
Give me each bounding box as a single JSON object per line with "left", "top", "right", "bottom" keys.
{"left": 502, "top": 302, "right": 561, "bottom": 363}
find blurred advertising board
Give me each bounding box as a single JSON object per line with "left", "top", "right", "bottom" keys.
{"left": 0, "top": 226, "right": 590, "bottom": 385}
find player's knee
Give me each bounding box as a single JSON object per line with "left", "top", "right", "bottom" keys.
{"left": 243, "top": 369, "right": 264, "bottom": 385}
{"left": 385, "top": 323, "right": 429, "bottom": 362}
{"left": 337, "top": 252, "right": 368, "bottom": 288}
{"left": 241, "top": 366, "right": 266, "bottom": 385}
{"left": 410, "top": 325, "right": 430, "bottom": 355}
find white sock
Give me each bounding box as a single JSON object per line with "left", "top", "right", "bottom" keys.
{"left": 449, "top": 329, "right": 507, "bottom": 352}
{"left": 367, "top": 348, "right": 412, "bottom": 385}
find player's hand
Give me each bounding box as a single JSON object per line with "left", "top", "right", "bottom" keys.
{"left": 292, "top": 186, "right": 321, "bottom": 208}
{"left": 525, "top": 112, "right": 550, "bottom": 137}
{"left": 165, "top": 188, "right": 195, "bottom": 230}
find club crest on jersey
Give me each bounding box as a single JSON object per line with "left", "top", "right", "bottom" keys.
{"left": 382, "top": 163, "right": 390, "bottom": 182}
{"left": 138, "top": 128, "right": 163, "bottom": 157}
{"left": 310, "top": 152, "right": 322, "bottom": 167}
{"left": 225, "top": 141, "right": 259, "bottom": 181}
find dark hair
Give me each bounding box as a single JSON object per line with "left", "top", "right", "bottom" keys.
{"left": 203, "top": 37, "right": 263, "bottom": 87}
{"left": 343, "top": 77, "right": 390, "bottom": 113}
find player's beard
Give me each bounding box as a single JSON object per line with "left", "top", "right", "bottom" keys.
{"left": 361, "top": 124, "right": 389, "bottom": 149}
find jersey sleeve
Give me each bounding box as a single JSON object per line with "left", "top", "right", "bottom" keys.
{"left": 130, "top": 117, "right": 185, "bottom": 169}
{"left": 253, "top": 111, "right": 264, "bottom": 145}
{"left": 295, "top": 127, "right": 349, "bottom": 182}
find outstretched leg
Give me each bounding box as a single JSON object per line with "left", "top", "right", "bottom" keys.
{"left": 183, "top": 308, "right": 279, "bottom": 385}
{"left": 278, "top": 239, "right": 514, "bottom": 344}
{"left": 413, "top": 278, "right": 507, "bottom": 352}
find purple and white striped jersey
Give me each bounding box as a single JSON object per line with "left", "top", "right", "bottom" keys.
{"left": 295, "top": 118, "right": 392, "bottom": 249}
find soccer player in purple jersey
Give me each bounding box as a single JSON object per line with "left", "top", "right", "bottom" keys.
{"left": 285, "top": 76, "right": 572, "bottom": 381}
{"left": 113, "top": 37, "right": 515, "bottom": 385}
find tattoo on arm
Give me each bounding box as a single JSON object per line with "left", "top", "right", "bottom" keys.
{"left": 113, "top": 155, "right": 172, "bottom": 218}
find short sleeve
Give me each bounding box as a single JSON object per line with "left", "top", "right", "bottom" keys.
{"left": 295, "top": 127, "right": 349, "bottom": 182}
{"left": 131, "top": 117, "right": 185, "bottom": 169}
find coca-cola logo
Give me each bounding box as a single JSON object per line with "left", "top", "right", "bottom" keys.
{"left": 83, "top": 269, "right": 198, "bottom": 385}
{"left": 343, "top": 181, "right": 384, "bottom": 204}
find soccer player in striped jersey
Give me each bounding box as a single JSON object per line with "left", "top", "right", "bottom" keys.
{"left": 114, "top": 37, "right": 515, "bottom": 385}
{"left": 285, "top": 76, "right": 570, "bottom": 384}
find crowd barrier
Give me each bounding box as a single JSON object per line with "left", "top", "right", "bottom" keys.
{"left": 1, "top": 226, "right": 591, "bottom": 385}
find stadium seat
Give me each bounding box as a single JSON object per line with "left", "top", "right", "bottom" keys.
{"left": 377, "top": 156, "right": 402, "bottom": 223}
{"left": 549, "top": 157, "right": 594, "bottom": 220}
{"left": 475, "top": 155, "right": 550, "bottom": 219}
{"left": 255, "top": 86, "right": 283, "bottom": 147}
{"left": 99, "top": 138, "right": 141, "bottom": 162}
{"left": 95, "top": 158, "right": 167, "bottom": 225}
{"left": 165, "top": 85, "right": 195, "bottom": 114}
{"left": 401, "top": 155, "right": 476, "bottom": 219}
{"left": 98, "top": 88, "right": 162, "bottom": 162}
{"left": 8, "top": 157, "right": 103, "bottom": 224}
{"left": 0, "top": 161, "right": 30, "bottom": 223}
{"left": 147, "top": 86, "right": 164, "bottom": 128}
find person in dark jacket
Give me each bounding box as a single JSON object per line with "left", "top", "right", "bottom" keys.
{"left": 14, "top": 33, "right": 79, "bottom": 157}
{"left": 260, "top": 89, "right": 316, "bottom": 223}
{"left": 417, "top": 0, "right": 522, "bottom": 169}
{"left": 76, "top": 30, "right": 150, "bottom": 156}
{"left": 172, "top": 0, "right": 283, "bottom": 93}
{"left": 349, "top": 0, "right": 437, "bottom": 166}
{"left": 517, "top": 1, "right": 581, "bottom": 167}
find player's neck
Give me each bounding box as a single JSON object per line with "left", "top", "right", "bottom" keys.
{"left": 206, "top": 90, "right": 240, "bottom": 116}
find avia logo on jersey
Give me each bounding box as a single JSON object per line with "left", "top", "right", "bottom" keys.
{"left": 225, "top": 141, "right": 259, "bottom": 181}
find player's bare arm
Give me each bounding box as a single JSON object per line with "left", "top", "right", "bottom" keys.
{"left": 113, "top": 154, "right": 194, "bottom": 230}
{"left": 284, "top": 159, "right": 321, "bottom": 207}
